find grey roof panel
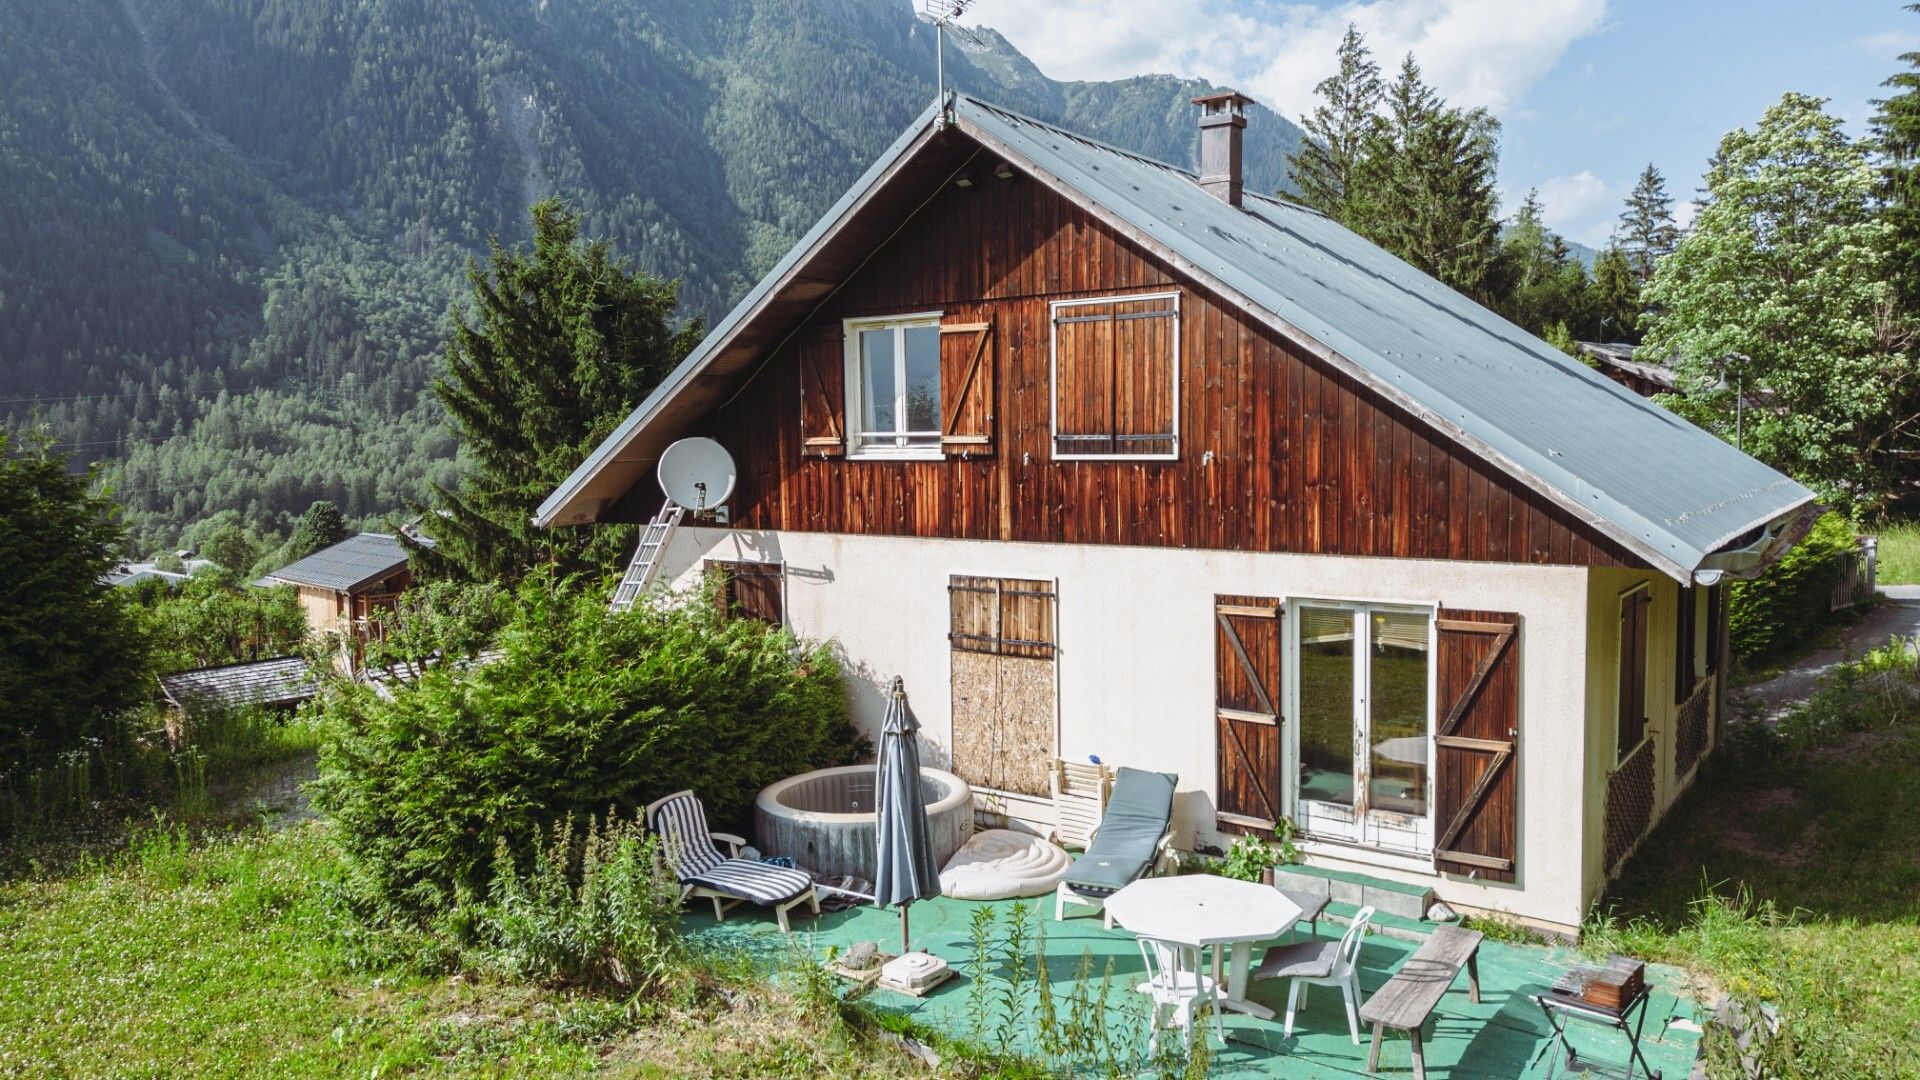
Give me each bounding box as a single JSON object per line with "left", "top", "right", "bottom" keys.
{"left": 953, "top": 96, "right": 1813, "bottom": 573}
{"left": 159, "top": 656, "right": 315, "bottom": 710}
{"left": 258, "top": 532, "right": 412, "bottom": 593}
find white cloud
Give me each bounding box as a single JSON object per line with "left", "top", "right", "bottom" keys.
{"left": 1534, "top": 170, "right": 1612, "bottom": 240}
{"left": 1672, "top": 199, "right": 1699, "bottom": 232}
{"left": 961, "top": 0, "right": 1609, "bottom": 120}
{"left": 1857, "top": 29, "right": 1920, "bottom": 57}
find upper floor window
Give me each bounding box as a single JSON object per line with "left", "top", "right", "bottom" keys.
{"left": 1050, "top": 292, "right": 1179, "bottom": 459}
{"left": 845, "top": 313, "right": 942, "bottom": 457}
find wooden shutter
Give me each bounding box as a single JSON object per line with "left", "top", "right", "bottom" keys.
{"left": 1704, "top": 584, "right": 1723, "bottom": 676}
{"left": 707, "top": 560, "right": 783, "bottom": 625}
{"left": 798, "top": 330, "right": 845, "bottom": 457}
{"left": 1433, "top": 609, "right": 1520, "bottom": 882}
{"left": 1110, "top": 298, "right": 1177, "bottom": 456}
{"left": 1617, "top": 587, "right": 1650, "bottom": 759}
{"left": 1215, "top": 595, "right": 1283, "bottom": 834}
{"left": 1054, "top": 306, "right": 1114, "bottom": 455}
{"left": 940, "top": 317, "right": 994, "bottom": 456}
{"left": 1673, "top": 585, "right": 1698, "bottom": 704}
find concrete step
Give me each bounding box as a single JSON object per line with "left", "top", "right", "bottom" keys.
{"left": 1322, "top": 900, "right": 1447, "bottom": 943}
{"left": 1271, "top": 863, "right": 1435, "bottom": 923}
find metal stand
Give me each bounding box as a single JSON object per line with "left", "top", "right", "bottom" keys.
{"left": 1534, "top": 988, "right": 1661, "bottom": 1079}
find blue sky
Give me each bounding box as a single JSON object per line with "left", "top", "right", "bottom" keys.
{"left": 961, "top": 0, "right": 1920, "bottom": 246}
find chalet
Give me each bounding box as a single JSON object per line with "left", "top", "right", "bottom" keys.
{"left": 538, "top": 93, "right": 1817, "bottom": 935}
{"left": 1577, "top": 342, "right": 1680, "bottom": 399}
{"left": 255, "top": 532, "right": 418, "bottom": 665}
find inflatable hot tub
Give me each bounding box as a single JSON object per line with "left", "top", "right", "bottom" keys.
{"left": 753, "top": 765, "right": 972, "bottom": 880}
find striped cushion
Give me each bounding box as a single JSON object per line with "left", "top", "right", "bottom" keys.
{"left": 649, "top": 793, "right": 726, "bottom": 880}
{"left": 689, "top": 859, "right": 814, "bottom": 905}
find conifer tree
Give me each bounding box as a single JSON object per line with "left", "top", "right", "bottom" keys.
{"left": 1588, "top": 244, "right": 1642, "bottom": 342}
{"left": 1493, "top": 189, "right": 1593, "bottom": 338}
{"left": 1872, "top": 3, "right": 1920, "bottom": 312}
{"left": 1617, "top": 164, "right": 1680, "bottom": 284}
{"left": 409, "top": 199, "right": 702, "bottom": 584}
{"left": 286, "top": 500, "right": 349, "bottom": 561}
{"left": 1351, "top": 56, "right": 1503, "bottom": 300}
{"left": 1287, "top": 25, "right": 1383, "bottom": 224}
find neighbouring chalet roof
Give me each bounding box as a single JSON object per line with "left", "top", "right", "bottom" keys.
{"left": 158, "top": 656, "right": 315, "bottom": 711}
{"left": 255, "top": 532, "right": 414, "bottom": 593}
{"left": 539, "top": 94, "right": 1816, "bottom": 582}
{"left": 1578, "top": 342, "right": 1680, "bottom": 394}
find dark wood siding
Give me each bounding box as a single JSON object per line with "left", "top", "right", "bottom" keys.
{"left": 698, "top": 173, "right": 1634, "bottom": 568}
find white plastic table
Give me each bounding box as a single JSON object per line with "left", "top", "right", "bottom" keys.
{"left": 1104, "top": 875, "right": 1303, "bottom": 1019}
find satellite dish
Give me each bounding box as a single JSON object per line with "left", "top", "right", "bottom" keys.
{"left": 657, "top": 437, "right": 737, "bottom": 513}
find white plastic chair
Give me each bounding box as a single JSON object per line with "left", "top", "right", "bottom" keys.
{"left": 1135, "top": 935, "right": 1226, "bottom": 1052}
{"left": 1253, "top": 904, "right": 1375, "bottom": 1044}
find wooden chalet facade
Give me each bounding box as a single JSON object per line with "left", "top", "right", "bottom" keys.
{"left": 542, "top": 94, "right": 1817, "bottom": 933}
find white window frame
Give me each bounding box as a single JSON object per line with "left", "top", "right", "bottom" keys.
{"left": 1284, "top": 598, "right": 1438, "bottom": 856}
{"left": 1048, "top": 291, "right": 1181, "bottom": 461}
{"left": 844, "top": 311, "right": 945, "bottom": 460}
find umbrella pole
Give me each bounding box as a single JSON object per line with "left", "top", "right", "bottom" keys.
{"left": 900, "top": 901, "right": 911, "bottom": 955}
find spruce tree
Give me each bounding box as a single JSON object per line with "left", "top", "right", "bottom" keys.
{"left": 409, "top": 199, "right": 702, "bottom": 584}
{"left": 1588, "top": 244, "right": 1642, "bottom": 342}
{"left": 1493, "top": 190, "right": 1593, "bottom": 338}
{"left": 1872, "top": 3, "right": 1920, "bottom": 312}
{"left": 1351, "top": 56, "right": 1503, "bottom": 301}
{"left": 1617, "top": 164, "right": 1680, "bottom": 285}
{"left": 1287, "top": 25, "right": 1383, "bottom": 224}
{"left": 286, "top": 500, "right": 350, "bottom": 561}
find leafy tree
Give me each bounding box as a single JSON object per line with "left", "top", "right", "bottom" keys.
{"left": 1618, "top": 164, "right": 1681, "bottom": 285}
{"left": 409, "top": 200, "right": 702, "bottom": 584}
{"left": 1287, "top": 24, "right": 1383, "bottom": 224}
{"left": 1351, "top": 57, "right": 1504, "bottom": 300}
{"left": 1588, "top": 243, "right": 1642, "bottom": 342}
{"left": 128, "top": 575, "right": 308, "bottom": 673}
{"left": 1493, "top": 190, "right": 1593, "bottom": 338}
{"left": 200, "top": 523, "right": 259, "bottom": 577}
{"left": 1643, "top": 93, "right": 1918, "bottom": 515}
{"left": 0, "top": 431, "right": 147, "bottom": 769}
{"left": 286, "top": 500, "right": 350, "bottom": 562}
{"left": 1872, "top": 3, "right": 1920, "bottom": 312}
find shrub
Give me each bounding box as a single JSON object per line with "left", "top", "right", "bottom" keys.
{"left": 1728, "top": 512, "right": 1857, "bottom": 662}
{"left": 313, "top": 572, "right": 865, "bottom": 915}
{"left": 478, "top": 813, "right": 684, "bottom": 992}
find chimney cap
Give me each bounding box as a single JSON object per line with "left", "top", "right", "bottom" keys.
{"left": 1191, "top": 90, "right": 1254, "bottom": 113}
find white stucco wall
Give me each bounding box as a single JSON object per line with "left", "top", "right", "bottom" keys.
{"left": 659, "top": 527, "right": 1601, "bottom": 931}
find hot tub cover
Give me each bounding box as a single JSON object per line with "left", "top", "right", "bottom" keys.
{"left": 938, "top": 829, "right": 1071, "bottom": 900}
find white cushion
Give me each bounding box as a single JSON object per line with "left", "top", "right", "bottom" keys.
{"left": 938, "top": 829, "right": 1072, "bottom": 900}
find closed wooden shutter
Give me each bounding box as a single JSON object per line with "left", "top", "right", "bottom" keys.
{"left": 798, "top": 330, "right": 845, "bottom": 457}
{"left": 939, "top": 317, "right": 994, "bottom": 456}
{"left": 1052, "top": 294, "right": 1177, "bottom": 457}
{"left": 706, "top": 560, "right": 784, "bottom": 625}
{"left": 1673, "top": 585, "right": 1698, "bottom": 704}
{"left": 1433, "top": 609, "right": 1520, "bottom": 882}
{"left": 1215, "top": 595, "right": 1283, "bottom": 834}
{"left": 1617, "top": 587, "right": 1650, "bottom": 760}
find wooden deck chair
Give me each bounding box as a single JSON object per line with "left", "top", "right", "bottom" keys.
{"left": 645, "top": 790, "right": 819, "bottom": 932}
{"left": 1050, "top": 758, "right": 1113, "bottom": 850}
{"left": 1055, "top": 767, "right": 1177, "bottom": 926}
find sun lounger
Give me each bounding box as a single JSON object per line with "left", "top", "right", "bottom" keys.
{"left": 1054, "top": 767, "right": 1177, "bottom": 926}
{"left": 646, "top": 789, "right": 819, "bottom": 932}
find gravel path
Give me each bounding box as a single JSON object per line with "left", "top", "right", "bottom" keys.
{"left": 1742, "top": 586, "right": 1920, "bottom": 720}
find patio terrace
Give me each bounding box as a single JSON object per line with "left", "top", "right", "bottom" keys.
{"left": 686, "top": 895, "right": 1705, "bottom": 1078}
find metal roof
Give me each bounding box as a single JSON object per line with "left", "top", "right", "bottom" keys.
{"left": 541, "top": 94, "right": 1816, "bottom": 580}
{"left": 256, "top": 532, "right": 413, "bottom": 593}
{"left": 159, "top": 656, "right": 315, "bottom": 711}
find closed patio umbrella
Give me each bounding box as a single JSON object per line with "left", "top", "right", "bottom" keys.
{"left": 873, "top": 676, "right": 942, "bottom": 954}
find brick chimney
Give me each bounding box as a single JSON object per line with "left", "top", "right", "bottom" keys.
{"left": 1192, "top": 91, "right": 1254, "bottom": 207}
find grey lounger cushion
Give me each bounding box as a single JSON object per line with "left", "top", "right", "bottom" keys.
{"left": 1060, "top": 766, "right": 1176, "bottom": 896}
{"left": 1254, "top": 938, "right": 1340, "bottom": 980}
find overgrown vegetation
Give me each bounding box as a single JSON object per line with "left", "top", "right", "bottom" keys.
{"left": 125, "top": 571, "right": 308, "bottom": 673}
{"left": 1876, "top": 521, "right": 1920, "bottom": 585}
{"left": 313, "top": 572, "right": 865, "bottom": 916}
{"left": 1728, "top": 513, "right": 1860, "bottom": 663}
{"left": 1593, "top": 637, "right": 1920, "bottom": 1077}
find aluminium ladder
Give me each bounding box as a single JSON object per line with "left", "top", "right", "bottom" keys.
{"left": 609, "top": 499, "right": 685, "bottom": 613}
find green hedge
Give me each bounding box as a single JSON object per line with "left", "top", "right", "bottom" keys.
{"left": 1729, "top": 513, "right": 1858, "bottom": 662}
{"left": 313, "top": 574, "right": 867, "bottom": 915}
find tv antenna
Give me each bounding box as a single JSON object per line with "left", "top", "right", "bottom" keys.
{"left": 918, "top": 1, "right": 989, "bottom": 107}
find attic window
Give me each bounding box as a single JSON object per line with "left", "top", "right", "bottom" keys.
{"left": 844, "top": 313, "right": 942, "bottom": 457}
{"left": 1050, "top": 293, "right": 1179, "bottom": 459}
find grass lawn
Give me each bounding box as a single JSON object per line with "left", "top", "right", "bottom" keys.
{"left": 1876, "top": 522, "right": 1920, "bottom": 586}
{"left": 1593, "top": 671, "right": 1920, "bottom": 1076}
{"left": 0, "top": 823, "right": 914, "bottom": 1078}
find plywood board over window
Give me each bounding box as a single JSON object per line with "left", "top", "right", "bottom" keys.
{"left": 949, "top": 575, "right": 1056, "bottom": 797}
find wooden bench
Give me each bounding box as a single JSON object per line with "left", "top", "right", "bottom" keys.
{"left": 1357, "top": 925, "right": 1483, "bottom": 1080}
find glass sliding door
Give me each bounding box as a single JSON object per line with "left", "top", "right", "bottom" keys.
{"left": 1291, "top": 603, "right": 1435, "bottom": 852}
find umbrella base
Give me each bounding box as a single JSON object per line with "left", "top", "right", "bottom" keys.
{"left": 877, "top": 951, "right": 952, "bottom": 997}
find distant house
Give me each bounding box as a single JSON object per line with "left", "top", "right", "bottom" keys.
{"left": 540, "top": 93, "right": 1816, "bottom": 936}
{"left": 1577, "top": 342, "right": 1679, "bottom": 398}
{"left": 158, "top": 655, "right": 315, "bottom": 716}
{"left": 255, "top": 533, "right": 420, "bottom": 665}
{"left": 103, "top": 557, "right": 216, "bottom": 587}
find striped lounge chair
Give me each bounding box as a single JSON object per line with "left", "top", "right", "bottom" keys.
{"left": 645, "top": 789, "right": 819, "bottom": 932}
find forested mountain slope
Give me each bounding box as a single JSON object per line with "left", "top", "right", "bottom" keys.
{"left": 0, "top": 0, "right": 1300, "bottom": 550}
